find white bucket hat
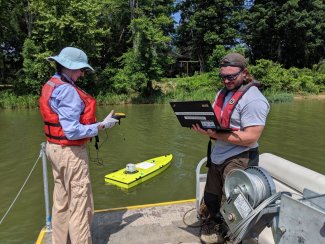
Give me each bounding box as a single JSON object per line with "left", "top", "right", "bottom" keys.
{"left": 47, "top": 47, "right": 94, "bottom": 71}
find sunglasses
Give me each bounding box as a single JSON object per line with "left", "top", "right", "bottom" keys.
{"left": 219, "top": 70, "right": 243, "bottom": 81}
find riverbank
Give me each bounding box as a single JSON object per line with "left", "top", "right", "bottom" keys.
{"left": 294, "top": 93, "right": 325, "bottom": 100}
{"left": 1, "top": 89, "right": 325, "bottom": 109}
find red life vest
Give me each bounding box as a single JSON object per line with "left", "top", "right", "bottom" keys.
{"left": 213, "top": 80, "right": 259, "bottom": 129}
{"left": 39, "top": 76, "right": 97, "bottom": 146}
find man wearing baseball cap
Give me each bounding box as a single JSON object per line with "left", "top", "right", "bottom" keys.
{"left": 192, "top": 53, "right": 270, "bottom": 243}
{"left": 39, "top": 47, "right": 118, "bottom": 244}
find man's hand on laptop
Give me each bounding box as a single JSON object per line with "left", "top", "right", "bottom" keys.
{"left": 192, "top": 124, "right": 217, "bottom": 139}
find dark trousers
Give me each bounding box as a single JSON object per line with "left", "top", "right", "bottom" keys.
{"left": 203, "top": 149, "right": 259, "bottom": 220}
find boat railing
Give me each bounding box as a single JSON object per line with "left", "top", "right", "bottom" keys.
{"left": 40, "top": 142, "right": 52, "bottom": 231}
{"left": 195, "top": 157, "right": 207, "bottom": 215}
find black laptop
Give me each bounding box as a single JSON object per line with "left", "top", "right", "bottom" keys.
{"left": 170, "top": 100, "right": 232, "bottom": 132}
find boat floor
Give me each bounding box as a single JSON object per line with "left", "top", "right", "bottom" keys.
{"left": 92, "top": 200, "right": 201, "bottom": 244}
{"left": 39, "top": 200, "right": 202, "bottom": 244}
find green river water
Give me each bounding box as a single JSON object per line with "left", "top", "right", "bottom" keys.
{"left": 0, "top": 100, "right": 324, "bottom": 243}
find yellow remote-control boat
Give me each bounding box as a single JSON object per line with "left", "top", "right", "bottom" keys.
{"left": 104, "top": 154, "right": 173, "bottom": 189}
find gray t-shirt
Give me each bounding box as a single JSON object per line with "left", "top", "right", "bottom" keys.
{"left": 211, "top": 86, "right": 270, "bottom": 165}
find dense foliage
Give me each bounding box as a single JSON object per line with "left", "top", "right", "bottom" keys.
{"left": 175, "top": 0, "right": 245, "bottom": 71}
{"left": 1, "top": 59, "right": 324, "bottom": 108}
{"left": 0, "top": 0, "right": 324, "bottom": 100}
{"left": 242, "top": 0, "right": 325, "bottom": 68}
{"left": 166, "top": 59, "right": 325, "bottom": 97}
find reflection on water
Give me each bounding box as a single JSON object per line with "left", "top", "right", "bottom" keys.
{"left": 0, "top": 100, "right": 324, "bottom": 242}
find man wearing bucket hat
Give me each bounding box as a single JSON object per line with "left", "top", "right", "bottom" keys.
{"left": 39, "top": 47, "right": 118, "bottom": 244}
{"left": 192, "top": 53, "right": 270, "bottom": 243}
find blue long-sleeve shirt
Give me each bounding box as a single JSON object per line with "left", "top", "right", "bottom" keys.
{"left": 49, "top": 73, "right": 100, "bottom": 140}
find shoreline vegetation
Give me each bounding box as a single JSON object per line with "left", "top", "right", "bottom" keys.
{"left": 2, "top": 1, "right": 324, "bottom": 110}
{"left": 1, "top": 59, "right": 325, "bottom": 109}
{"left": 0, "top": 84, "right": 324, "bottom": 110}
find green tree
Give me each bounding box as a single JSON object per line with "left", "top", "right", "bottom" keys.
{"left": 0, "top": 0, "right": 29, "bottom": 84}
{"left": 112, "top": 0, "right": 174, "bottom": 94}
{"left": 175, "top": 0, "right": 245, "bottom": 72}
{"left": 20, "top": 0, "right": 110, "bottom": 94}
{"left": 243, "top": 0, "right": 325, "bottom": 68}
{"left": 96, "top": 0, "right": 131, "bottom": 68}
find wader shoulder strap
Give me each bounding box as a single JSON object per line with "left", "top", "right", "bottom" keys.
{"left": 206, "top": 139, "right": 212, "bottom": 168}
{"left": 248, "top": 147, "right": 259, "bottom": 166}
{"left": 95, "top": 135, "right": 99, "bottom": 150}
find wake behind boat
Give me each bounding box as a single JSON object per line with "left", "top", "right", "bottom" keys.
{"left": 104, "top": 154, "right": 173, "bottom": 189}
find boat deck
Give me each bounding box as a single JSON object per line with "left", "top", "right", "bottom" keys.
{"left": 37, "top": 199, "right": 202, "bottom": 244}
{"left": 37, "top": 153, "right": 325, "bottom": 244}
{"left": 92, "top": 200, "right": 201, "bottom": 244}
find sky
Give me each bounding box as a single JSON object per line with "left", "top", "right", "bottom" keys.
{"left": 173, "top": 0, "right": 181, "bottom": 25}
{"left": 172, "top": 11, "right": 181, "bottom": 25}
